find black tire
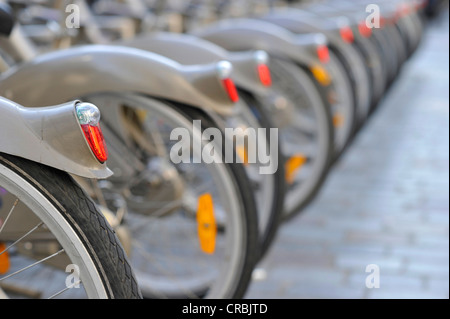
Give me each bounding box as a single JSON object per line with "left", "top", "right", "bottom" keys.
{"left": 264, "top": 57, "right": 334, "bottom": 221}
{"left": 79, "top": 93, "right": 259, "bottom": 299}
{"left": 237, "top": 89, "right": 286, "bottom": 259}
{"left": 166, "top": 101, "right": 260, "bottom": 298}
{"left": 0, "top": 153, "right": 142, "bottom": 299}
{"left": 289, "top": 64, "right": 334, "bottom": 217}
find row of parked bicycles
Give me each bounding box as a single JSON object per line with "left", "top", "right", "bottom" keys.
{"left": 0, "top": 0, "right": 433, "bottom": 299}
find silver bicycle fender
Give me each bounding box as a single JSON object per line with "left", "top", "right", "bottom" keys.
{"left": 0, "top": 45, "right": 236, "bottom": 116}
{"left": 0, "top": 97, "right": 112, "bottom": 179}
{"left": 190, "top": 18, "right": 322, "bottom": 67}
{"left": 116, "top": 32, "right": 270, "bottom": 95}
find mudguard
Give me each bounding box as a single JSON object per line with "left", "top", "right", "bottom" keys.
{"left": 257, "top": 9, "right": 374, "bottom": 120}
{"left": 258, "top": 8, "right": 343, "bottom": 37}
{"left": 0, "top": 97, "right": 112, "bottom": 179}
{"left": 190, "top": 18, "right": 325, "bottom": 68}
{"left": 116, "top": 32, "right": 269, "bottom": 95}
{"left": 0, "top": 44, "right": 236, "bottom": 116}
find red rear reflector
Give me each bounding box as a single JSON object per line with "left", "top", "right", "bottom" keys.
{"left": 76, "top": 102, "right": 109, "bottom": 163}
{"left": 254, "top": 51, "right": 272, "bottom": 87}
{"left": 222, "top": 78, "right": 239, "bottom": 103}
{"left": 340, "top": 26, "right": 354, "bottom": 43}
{"left": 317, "top": 44, "right": 330, "bottom": 64}
{"left": 81, "top": 124, "right": 108, "bottom": 163}
{"left": 217, "top": 61, "right": 240, "bottom": 103}
{"left": 418, "top": 0, "right": 427, "bottom": 9}
{"left": 257, "top": 64, "right": 272, "bottom": 87}
{"left": 396, "top": 3, "right": 411, "bottom": 20}
{"left": 358, "top": 21, "right": 372, "bottom": 38}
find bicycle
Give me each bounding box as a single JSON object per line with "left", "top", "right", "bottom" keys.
{"left": 0, "top": 93, "right": 141, "bottom": 298}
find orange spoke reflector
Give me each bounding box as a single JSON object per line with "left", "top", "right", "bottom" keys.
{"left": 310, "top": 65, "right": 331, "bottom": 87}
{"left": 285, "top": 155, "right": 307, "bottom": 185}
{"left": 236, "top": 145, "right": 249, "bottom": 166}
{"left": 333, "top": 113, "right": 345, "bottom": 128}
{"left": 197, "top": 194, "right": 217, "bottom": 255}
{"left": 0, "top": 243, "right": 10, "bottom": 275}
{"left": 136, "top": 110, "right": 148, "bottom": 122}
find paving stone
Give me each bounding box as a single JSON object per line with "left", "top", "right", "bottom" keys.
{"left": 266, "top": 266, "right": 345, "bottom": 286}
{"left": 389, "top": 244, "right": 449, "bottom": 260}
{"left": 286, "top": 283, "right": 365, "bottom": 299}
{"left": 413, "top": 234, "right": 450, "bottom": 247}
{"left": 367, "top": 289, "right": 446, "bottom": 299}
{"left": 344, "top": 230, "right": 412, "bottom": 246}
{"left": 327, "top": 242, "right": 388, "bottom": 256}
{"left": 405, "top": 260, "right": 450, "bottom": 279}
{"left": 426, "top": 278, "right": 450, "bottom": 297}
{"left": 335, "top": 254, "right": 404, "bottom": 273}
{"left": 261, "top": 249, "right": 334, "bottom": 269}
{"left": 347, "top": 273, "right": 424, "bottom": 291}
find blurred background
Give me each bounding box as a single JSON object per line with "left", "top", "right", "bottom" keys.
{"left": 246, "top": 2, "right": 449, "bottom": 299}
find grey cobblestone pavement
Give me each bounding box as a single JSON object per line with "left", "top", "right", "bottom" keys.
{"left": 245, "top": 9, "right": 449, "bottom": 299}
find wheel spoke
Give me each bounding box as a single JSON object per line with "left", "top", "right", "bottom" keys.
{"left": 0, "top": 222, "right": 44, "bottom": 257}
{"left": 128, "top": 181, "right": 215, "bottom": 233}
{"left": 132, "top": 240, "right": 200, "bottom": 299}
{"left": 0, "top": 248, "right": 64, "bottom": 282}
{"left": 47, "top": 279, "right": 82, "bottom": 299}
{"left": 0, "top": 198, "right": 19, "bottom": 235}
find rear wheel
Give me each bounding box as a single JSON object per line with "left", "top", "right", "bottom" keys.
{"left": 261, "top": 57, "right": 334, "bottom": 220}
{"left": 352, "top": 36, "right": 388, "bottom": 108}
{"left": 231, "top": 90, "right": 286, "bottom": 259}
{"left": 79, "top": 93, "right": 259, "bottom": 299}
{"left": 325, "top": 50, "right": 356, "bottom": 155}
{"left": 0, "top": 153, "right": 141, "bottom": 299}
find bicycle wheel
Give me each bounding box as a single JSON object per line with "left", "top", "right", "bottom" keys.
{"left": 0, "top": 153, "right": 141, "bottom": 299}
{"left": 325, "top": 50, "right": 357, "bottom": 155}
{"left": 330, "top": 40, "right": 373, "bottom": 126}
{"left": 352, "top": 35, "right": 388, "bottom": 108}
{"left": 259, "top": 57, "right": 334, "bottom": 220}
{"left": 78, "top": 93, "right": 259, "bottom": 299}
{"left": 233, "top": 89, "right": 286, "bottom": 259}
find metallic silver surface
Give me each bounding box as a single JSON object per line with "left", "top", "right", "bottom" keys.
{"left": 0, "top": 45, "right": 236, "bottom": 116}
{"left": 0, "top": 97, "right": 112, "bottom": 179}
